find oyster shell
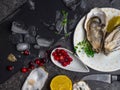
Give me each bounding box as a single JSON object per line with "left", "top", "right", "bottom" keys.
{"left": 104, "top": 26, "right": 120, "bottom": 54}
{"left": 22, "top": 68, "right": 48, "bottom": 90}
{"left": 73, "top": 81, "right": 91, "bottom": 90}
{"left": 84, "top": 8, "right": 106, "bottom": 52}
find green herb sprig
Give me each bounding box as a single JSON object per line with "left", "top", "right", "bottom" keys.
{"left": 76, "top": 40, "right": 95, "bottom": 57}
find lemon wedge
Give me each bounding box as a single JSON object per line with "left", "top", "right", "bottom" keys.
{"left": 107, "top": 16, "right": 120, "bottom": 32}
{"left": 50, "top": 75, "right": 72, "bottom": 90}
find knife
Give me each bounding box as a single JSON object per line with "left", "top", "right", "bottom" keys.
{"left": 81, "top": 74, "right": 120, "bottom": 83}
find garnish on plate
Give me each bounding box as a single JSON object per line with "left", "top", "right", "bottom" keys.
{"left": 75, "top": 40, "right": 95, "bottom": 57}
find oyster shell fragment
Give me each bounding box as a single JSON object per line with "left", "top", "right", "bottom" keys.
{"left": 22, "top": 68, "right": 48, "bottom": 90}
{"left": 84, "top": 8, "right": 106, "bottom": 52}
{"left": 104, "top": 26, "right": 120, "bottom": 54}
{"left": 73, "top": 81, "right": 91, "bottom": 90}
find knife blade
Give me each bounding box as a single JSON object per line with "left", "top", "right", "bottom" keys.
{"left": 81, "top": 74, "right": 120, "bottom": 83}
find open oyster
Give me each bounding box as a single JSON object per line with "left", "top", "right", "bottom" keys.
{"left": 84, "top": 8, "right": 106, "bottom": 52}
{"left": 104, "top": 26, "right": 120, "bottom": 54}
{"left": 22, "top": 68, "right": 48, "bottom": 90}
{"left": 73, "top": 81, "right": 91, "bottom": 90}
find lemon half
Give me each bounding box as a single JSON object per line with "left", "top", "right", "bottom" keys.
{"left": 50, "top": 75, "right": 72, "bottom": 90}
{"left": 107, "top": 16, "right": 120, "bottom": 32}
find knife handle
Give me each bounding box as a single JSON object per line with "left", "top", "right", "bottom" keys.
{"left": 117, "top": 75, "right": 120, "bottom": 81}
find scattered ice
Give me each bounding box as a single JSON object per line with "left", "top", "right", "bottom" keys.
{"left": 34, "top": 44, "right": 41, "bottom": 49}
{"left": 43, "top": 22, "right": 55, "bottom": 31}
{"left": 16, "top": 43, "right": 30, "bottom": 51}
{"left": 68, "top": 14, "right": 79, "bottom": 30}
{"left": 55, "top": 11, "right": 64, "bottom": 33}
{"left": 28, "top": 0, "right": 35, "bottom": 10}
{"left": 36, "top": 36, "right": 54, "bottom": 47}
{"left": 55, "top": 20, "right": 64, "bottom": 33}
{"left": 28, "top": 26, "right": 36, "bottom": 36}
{"left": 24, "top": 34, "right": 36, "bottom": 44}
{"left": 9, "top": 33, "right": 23, "bottom": 44}
{"left": 38, "top": 49, "right": 46, "bottom": 58}
{"left": 62, "top": 0, "right": 81, "bottom": 10}
{"left": 11, "top": 22, "right": 28, "bottom": 34}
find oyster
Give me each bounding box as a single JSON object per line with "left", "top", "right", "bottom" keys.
{"left": 84, "top": 8, "right": 106, "bottom": 52}
{"left": 104, "top": 26, "right": 120, "bottom": 54}
{"left": 73, "top": 81, "right": 91, "bottom": 90}
{"left": 22, "top": 68, "right": 48, "bottom": 90}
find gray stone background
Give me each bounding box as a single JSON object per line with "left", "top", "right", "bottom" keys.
{"left": 0, "top": 0, "right": 120, "bottom": 90}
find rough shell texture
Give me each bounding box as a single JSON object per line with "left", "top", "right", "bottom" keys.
{"left": 22, "top": 68, "right": 48, "bottom": 90}
{"left": 104, "top": 26, "right": 120, "bottom": 54}
{"left": 84, "top": 8, "right": 106, "bottom": 52}
{"left": 73, "top": 81, "right": 91, "bottom": 90}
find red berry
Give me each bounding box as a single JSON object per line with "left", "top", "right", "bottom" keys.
{"left": 54, "top": 56, "right": 60, "bottom": 61}
{"left": 7, "top": 66, "right": 14, "bottom": 71}
{"left": 29, "top": 64, "right": 35, "bottom": 69}
{"left": 38, "top": 62, "right": 44, "bottom": 66}
{"left": 55, "top": 49, "right": 60, "bottom": 54}
{"left": 59, "top": 56, "right": 64, "bottom": 60}
{"left": 52, "top": 52, "right": 57, "bottom": 56}
{"left": 62, "top": 62, "right": 68, "bottom": 67}
{"left": 23, "top": 50, "right": 30, "bottom": 55}
{"left": 34, "top": 59, "right": 41, "bottom": 64}
{"left": 21, "top": 67, "right": 28, "bottom": 73}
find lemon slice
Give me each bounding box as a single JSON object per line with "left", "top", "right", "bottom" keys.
{"left": 107, "top": 16, "right": 120, "bottom": 32}
{"left": 50, "top": 75, "right": 72, "bottom": 90}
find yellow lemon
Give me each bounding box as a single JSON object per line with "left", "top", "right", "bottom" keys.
{"left": 50, "top": 75, "right": 72, "bottom": 90}
{"left": 107, "top": 16, "right": 120, "bottom": 32}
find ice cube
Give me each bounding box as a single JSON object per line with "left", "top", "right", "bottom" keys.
{"left": 16, "top": 43, "right": 30, "bottom": 51}
{"left": 11, "top": 21, "right": 28, "bottom": 34}
{"left": 28, "top": 26, "right": 36, "bottom": 36}
{"left": 9, "top": 33, "right": 23, "bottom": 44}
{"left": 36, "top": 36, "right": 54, "bottom": 47}
{"left": 24, "top": 34, "right": 36, "bottom": 44}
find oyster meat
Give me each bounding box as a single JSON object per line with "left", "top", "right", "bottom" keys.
{"left": 73, "top": 81, "right": 91, "bottom": 90}
{"left": 84, "top": 8, "right": 106, "bottom": 52}
{"left": 22, "top": 68, "right": 48, "bottom": 90}
{"left": 104, "top": 26, "right": 120, "bottom": 54}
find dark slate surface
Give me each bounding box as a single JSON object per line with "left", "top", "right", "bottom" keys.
{"left": 0, "top": 0, "right": 120, "bottom": 90}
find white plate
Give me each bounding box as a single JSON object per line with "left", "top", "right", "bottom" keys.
{"left": 73, "top": 8, "right": 120, "bottom": 72}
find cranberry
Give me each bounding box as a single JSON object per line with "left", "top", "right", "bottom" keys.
{"left": 21, "top": 67, "right": 28, "bottom": 73}
{"left": 7, "top": 66, "right": 14, "bottom": 71}
{"left": 54, "top": 56, "right": 59, "bottom": 61}
{"left": 59, "top": 56, "right": 64, "bottom": 60}
{"left": 38, "top": 62, "right": 44, "bottom": 66}
{"left": 29, "top": 64, "right": 35, "bottom": 69}
{"left": 34, "top": 59, "right": 41, "bottom": 64}
{"left": 52, "top": 52, "right": 57, "bottom": 56}
{"left": 23, "top": 50, "right": 30, "bottom": 55}
{"left": 62, "top": 62, "right": 68, "bottom": 67}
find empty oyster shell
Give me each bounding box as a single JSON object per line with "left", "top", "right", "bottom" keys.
{"left": 73, "top": 81, "right": 91, "bottom": 90}
{"left": 84, "top": 8, "right": 106, "bottom": 52}
{"left": 104, "top": 26, "right": 120, "bottom": 54}
{"left": 22, "top": 68, "right": 48, "bottom": 90}
{"left": 7, "top": 53, "right": 17, "bottom": 62}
